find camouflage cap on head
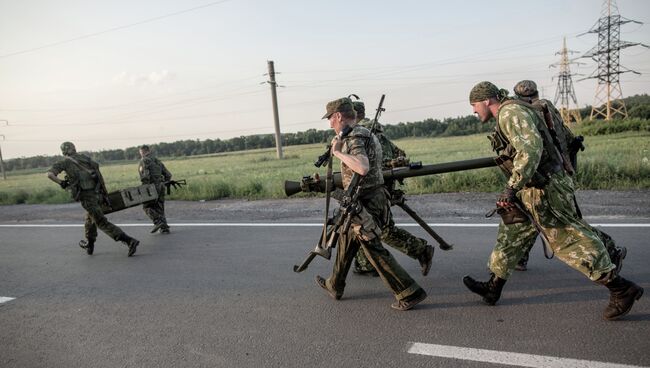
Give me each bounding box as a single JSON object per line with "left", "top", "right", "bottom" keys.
{"left": 322, "top": 97, "right": 355, "bottom": 119}
{"left": 514, "top": 80, "right": 538, "bottom": 97}
{"left": 60, "top": 141, "right": 76, "bottom": 156}
{"left": 469, "top": 81, "right": 509, "bottom": 103}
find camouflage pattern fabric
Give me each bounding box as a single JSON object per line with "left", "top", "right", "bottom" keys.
{"left": 48, "top": 155, "right": 126, "bottom": 243}
{"left": 351, "top": 122, "right": 428, "bottom": 272}
{"left": 139, "top": 153, "right": 172, "bottom": 228}
{"left": 488, "top": 103, "right": 614, "bottom": 281}
{"left": 80, "top": 190, "right": 126, "bottom": 243}
{"left": 324, "top": 187, "right": 422, "bottom": 301}
{"left": 340, "top": 124, "right": 384, "bottom": 190}
{"left": 324, "top": 125, "right": 422, "bottom": 301}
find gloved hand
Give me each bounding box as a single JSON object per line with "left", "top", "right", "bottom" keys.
{"left": 59, "top": 180, "right": 70, "bottom": 189}
{"left": 496, "top": 186, "right": 518, "bottom": 208}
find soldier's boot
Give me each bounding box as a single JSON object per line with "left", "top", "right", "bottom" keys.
{"left": 117, "top": 234, "right": 139, "bottom": 257}
{"left": 598, "top": 274, "right": 644, "bottom": 321}
{"left": 160, "top": 225, "right": 170, "bottom": 234}
{"left": 315, "top": 275, "right": 342, "bottom": 300}
{"left": 418, "top": 245, "right": 434, "bottom": 276}
{"left": 463, "top": 273, "right": 507, "bottom": 306}
{"left": 150, "top": 222, "right": 164, "bottom": 234}
{"left": 609, "top": 246, "right": 627, "bottom": 275}
{"left": 391, "top": 288, "right": 427, "bottom": 311}
{"left": 79, "top": 239, "right": 95, "bottom": 255}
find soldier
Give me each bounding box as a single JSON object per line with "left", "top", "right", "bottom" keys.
{"left": 511, "top": 80, "right": 626, "bottom": 272}
{"left": 350, "top": 98, "right": 434, "bottom": 277}
{"left": 463, "top": 81, "right": 643, "bottom": 320}
{"left": 138, "top": 145, "right": 172, "bottom": 234}
{"left": 315, "top": 97, "right": 427, "bottom": 311}
{"left": 47, "top": 141, "right": 139, "bottom": 256}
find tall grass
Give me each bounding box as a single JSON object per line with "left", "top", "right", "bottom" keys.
{"left": 1, "top": 131, "right": 648, "bottom": 205}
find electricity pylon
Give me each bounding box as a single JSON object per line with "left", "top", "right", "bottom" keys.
{"left": 550, "top": 37, "right": 583, "bottom": 124}
{"left": 580, "top": 0, "right": 648, "bottom": 120}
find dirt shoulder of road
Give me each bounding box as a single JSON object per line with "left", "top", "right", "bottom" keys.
{"left": 0, "top": 190, "right": 648, "bottom": 224}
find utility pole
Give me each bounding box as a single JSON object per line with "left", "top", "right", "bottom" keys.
{"left": 266, "top": 60, "right": 283, "bottom": 159}
{"left": 550, "top": 37, "right": 583, "bottom": 124}
{"left": 580, "top": 0, "right": 648, "bottom": 120}
{"left": 0, "top": 120, "right": 7, "bottom": 180}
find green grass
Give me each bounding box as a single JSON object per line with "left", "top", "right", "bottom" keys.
{"left": 1, "top": 131, "right": 649, "bottom": 205}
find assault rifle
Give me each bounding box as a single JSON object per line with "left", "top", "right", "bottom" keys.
{"left": 164, "top": 179, "right": 187, "bottom": 195}
{"left": 293, "top": 95, "right": 385, "bottom": 273}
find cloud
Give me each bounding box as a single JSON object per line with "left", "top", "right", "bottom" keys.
{"left": 113, "top": 70, "right": 176, "bottom": 87}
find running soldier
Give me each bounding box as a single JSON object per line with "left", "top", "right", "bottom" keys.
{"left": 315, "top": 97, "right": 427, "bottom": 311}
{"left": 138, "top": 145, "right": 172, "bottom": 234}
{"left": 47, "top": 141, "right": 139, "bottom": 256}
{"left": 463, "top": 82, "right": 642, "bottom": 320}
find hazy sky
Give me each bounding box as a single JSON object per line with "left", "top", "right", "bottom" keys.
{"left": 1, "top": 0, "right": 649, "bottom": 159}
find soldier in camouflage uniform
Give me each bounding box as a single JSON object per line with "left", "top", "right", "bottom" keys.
{"left": 47, "top": 142, "right": 139, "bottom": 257}
{"left": 315, "top": 97, "right": 427, "bottom": 311}
{"left": 463, "top": 82, "right": 642, "bottom": 320}
{"left": 511, "top": 80, "right": 626, "bottom": 272}
{"left": 350, "top": 99, "right": 434, "bottom": 277}
{"left": 138, "top": 145, "right": 173, "bottom": 234}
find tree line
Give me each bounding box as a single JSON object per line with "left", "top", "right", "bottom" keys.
{"left": 5, "top": 94, "right": 649, "bottom": 172}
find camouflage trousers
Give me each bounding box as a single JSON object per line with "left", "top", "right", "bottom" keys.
{"left": 79, "top": 190, "right": 125, "bottom": 243}
{"left": 354, "top": 209, "right": 428, "bottom": 272}
{"left": 324, "top": 187, "right": 422, "bottom": 301}
{"left": 142, "top": 182, "right": 167, "bottom": 227}
{"left": 489, "top": 172, "right": 615, "bottom": 281}
{"left": 518, "top": 225, "right": 618, "bottom": 267}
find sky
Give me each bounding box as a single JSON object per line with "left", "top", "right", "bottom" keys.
{"left": 0, "top": 0, "right": 649, "bottom": 159}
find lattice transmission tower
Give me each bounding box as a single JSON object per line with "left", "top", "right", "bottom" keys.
{"left": 580, "top": 0, "right": 648, "bottom": 120}
{"left": 550, "top": 37, "right": 583, "bottom": 124}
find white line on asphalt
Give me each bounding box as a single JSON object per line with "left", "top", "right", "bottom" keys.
{"left": 0, "top": 223, "right": 648, "bottom": 228}
{"left": 0, "top": 297, "right": 15, "bottom": 304}
{"left": 407, "top": 342, "right": 649, "bottom": 368}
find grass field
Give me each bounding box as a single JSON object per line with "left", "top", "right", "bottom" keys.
{"left": 1, "top": 131, "right": 649, "bottom": 205}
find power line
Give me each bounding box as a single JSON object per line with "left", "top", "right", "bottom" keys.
{"left": 0, "top": 0, "right": 233, "bottom": 59}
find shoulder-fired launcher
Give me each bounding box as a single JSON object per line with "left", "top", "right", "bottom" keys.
{"left": 285, "top": 156, "right": 498, "bottom": 196}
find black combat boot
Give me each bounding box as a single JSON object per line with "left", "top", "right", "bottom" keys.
{"left": 117, "top": 234, "right": 139, "bottom": 257}
{"left": 463, "top": 273, "right": 507, "bottom": 306}
{"left": 599, "top": 275, "right": 643, "bottom": 321}
{"left": 418, "top": 245, "right": 434, "bottom": 276}
{"left": 150, "top": 223, "right": 163, "bottom": 234}
{"left": 79, "top": 239, "right": 95, "bottom": 255}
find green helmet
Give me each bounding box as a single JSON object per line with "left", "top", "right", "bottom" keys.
{"left": 60, "top": 141, "right": 76, "bottom": 156}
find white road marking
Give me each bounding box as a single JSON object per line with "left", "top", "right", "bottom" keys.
{"left": 0, "top": 223, "right": 648, "bottom": 228}
{"left": 407, "top": 342, "right": 649, "bottom": 368}
{"left": 0, "top": 297, "right": 15, "bottom": 304}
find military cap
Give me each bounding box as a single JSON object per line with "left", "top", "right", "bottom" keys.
{"left": 139, "top": 144, "right": 150, "bottom": 151}
{"left": 514, "top": 80, "right": 538, "bottom": 97}
{"left": 322, "top": 97, "right": 355, "bottom": 119}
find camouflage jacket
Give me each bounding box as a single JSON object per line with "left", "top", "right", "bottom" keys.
{"left": 139, "top": 154, "right": 172, "bottom": 184}
{"left": 358, "top": 118, "right": 405, "bottom": 164}
{"left": 340, "top": 124, "right": 384, "bottom": 191}
{"left": 48, "top": 153, "right": 105, "bottom": 199}
{"left": 495, "top": 101, "right": 562, "bottom": 190}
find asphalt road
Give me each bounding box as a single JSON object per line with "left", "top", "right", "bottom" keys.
{"left": 1, "top": 193, "right": 649, "bottom": 368}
